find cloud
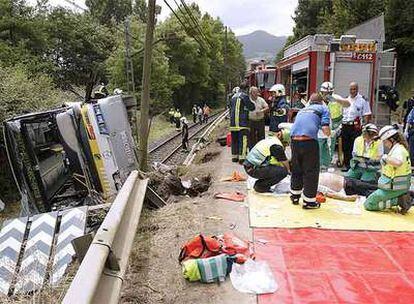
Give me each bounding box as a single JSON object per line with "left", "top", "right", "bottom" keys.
{"left": 159, "top": 0, "right": 298, "bottom": 36}
{"left": 41, "top": 0, "right": 297, "bottom": 36}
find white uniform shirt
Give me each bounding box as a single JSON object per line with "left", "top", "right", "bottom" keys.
{"left": 248, "top": 96, "right": 268, "bottom": 121}
{"left": 342, "top": 93, "right": 371, "bottom": 123}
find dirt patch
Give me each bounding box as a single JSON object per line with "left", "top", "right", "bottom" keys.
{"left": 121, "top": 134, "right": 255, "bottom": 304}
{"left": 198, "top": 150, "right": 221, "bottom": 164}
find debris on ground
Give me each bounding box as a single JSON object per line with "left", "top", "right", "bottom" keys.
{"left": 199, "top": 150, "right": 221, "bottom": 163}
{"left": 214, "top": 192, "right": 246, "bottom": 202}
{"left": 221, "top": 171, "right": 247, "bottom": 182}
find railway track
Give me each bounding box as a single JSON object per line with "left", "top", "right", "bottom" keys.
{"left": 149, "top": 111, "right": 226, "bottom": 165}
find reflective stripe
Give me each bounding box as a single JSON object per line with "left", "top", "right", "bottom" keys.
{"left": 302, "top": 194, "right": 316, "bottom": 202}
{"left": 241, "top": 135, "right": 248, "bottom": 159}
{"left": 235, "top": 97, "right": 240, "bottom": 128}
{"left": 385, "top": 200, "right": 392, "bottom": 209}
{"left": 290, "top": 189, "right": 302, "bottom": 195}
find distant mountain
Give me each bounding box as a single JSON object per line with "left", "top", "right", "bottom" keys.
{"left": 237, "top": 30, "right": 287, "bottom": 61}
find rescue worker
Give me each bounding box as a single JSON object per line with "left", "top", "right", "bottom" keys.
{"left": 341, "top": 82, "right": 372, "bottom": 171}
{"left": 203, "top": 104, "right": 211, "bottom": 123}
{"left": 269, "top": 84, "right": 289, "bottom": 133}
{"left": 318, "top": 82, "right": 350, "bottom": 169}
{"left": 243, "top": 135, "right": 289, "bottom": 193}
{"left": 404, "top": 106, "right": 414, "bottom": 167}
{"left": 403, "top": 89, "right": 414, "bottom": 131}
{"left": 197, "top": 106, "right": 203, "bottom": 125}
{"left": 174, "top": 109, "right": 182, "bottom": 130}
{"left": 248, "top": 86, "right": 269, "bottom": 148}
{"left": 290, "top": 93, "right": 331, "bottom": 209}
{"left": 169, "top": 108, "right": 175, "bottom": 124}
{"left": 364, "top": 125, "right": 412, "bottom": 214}
{"left": 192, "top": 105, "right": 198, "bottom": 123}
{"left": 229, "top": 84, "right": 255, "bottom": 163}
{"left": 92, "top": 84, "right": 109, "bottom": 99}
{"left": 181, "top": 117, "right": 189, "bottom": 151}
{"left": 345, "top": 123, "right": 382, "bottom": 183}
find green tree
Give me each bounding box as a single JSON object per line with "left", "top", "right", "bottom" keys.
{"left": 45, "top": 8, "right": 116, "bottom": 99}
{"left": 85, "top": 0, "right": 131, "bottom": 24}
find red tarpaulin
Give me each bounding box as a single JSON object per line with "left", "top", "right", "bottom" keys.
{"left": 254, "top": 228, "right": 414, "bottom": 304}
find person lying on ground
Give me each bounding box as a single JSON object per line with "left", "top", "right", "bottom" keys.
{"left": 243, "top": 133, "right": 289, "bottom": 193}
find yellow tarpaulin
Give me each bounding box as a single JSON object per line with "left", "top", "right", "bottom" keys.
{"left": 248, "top": 191, "right": 414, "bottom": 231}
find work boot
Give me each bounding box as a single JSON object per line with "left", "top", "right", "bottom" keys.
{"left": 302, "top": 201, "right": 321, "bottom": 209}
{"left": 231, "top": 158, "right": 239, "bottom": 163}
{"left": 397, "top": 194, "right": 412, "bottom": 215}
{"left": 290, "top": 194, "right": 300, "bottom": 205}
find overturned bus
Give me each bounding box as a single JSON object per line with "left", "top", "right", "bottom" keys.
{"left": 4, "top": 95, "right": 137, "bottom": 215}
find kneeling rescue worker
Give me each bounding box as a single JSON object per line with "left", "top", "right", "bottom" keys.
{"left": 364, "top": 125, "right": 412, "bottom": 213}
{"left": 243, "top": 132, "right": 290, "bottom": 193}
{"left": 290, "top": 93, "right": 331, "bottom": 209}
{"left": 345, "top": 123, "right": 382, "bottom": 183}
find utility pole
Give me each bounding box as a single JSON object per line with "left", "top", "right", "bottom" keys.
{"left": 224, "top": 26, "right": 229, "bottom": 103}
{"left": 124, "top": 17, "right": 136, "bottom": 94}
{"left": 139, "top": 0, "right": 156, "bottom": 171}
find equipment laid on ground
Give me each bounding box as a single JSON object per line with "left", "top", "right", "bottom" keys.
{"left": 4, "top": 95, "right": 138, "bottom": 214}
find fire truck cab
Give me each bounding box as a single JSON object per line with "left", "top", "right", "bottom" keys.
{"left": 276, "top": 33, "right": 396, "bottom": 125}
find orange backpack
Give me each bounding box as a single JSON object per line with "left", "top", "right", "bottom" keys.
{"left": 178, "top": 234, "right": 222, "bottom": 262}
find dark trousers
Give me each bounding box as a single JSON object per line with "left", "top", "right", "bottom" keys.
{"left": 245, "top": 163, "right": 288, "bottom": 192}
{"left": 175, "top": 119, "right": 180, "bottom": 129}
{"left": 342, "top": 124, "right": 360, "bottom": 168}
{"left": 231, "top": 129, "right": 249, "bottom": 161}
{"left": 290, "top": 139, "right": 319, "bottom": 201}
{"left": 248, "top": 120, "right": 265, "bottom": 149}
{"left": 344, "top": 177, "right": 378, "bottom": 197}
{"left": 182, "top": 136, "right": 189, "bottom": 150}
{"left": 193, "top": 114, "right": 197, "bottom": 123}
{"left": 409, "top": 132, "right": 414, "bottom": 166}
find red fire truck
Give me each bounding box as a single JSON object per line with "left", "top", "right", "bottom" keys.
{"left": 276, "top": 34, "right": 397, "bottom": 125}
{"left": 245, "top": 60, "right": 277, "bottom": 102}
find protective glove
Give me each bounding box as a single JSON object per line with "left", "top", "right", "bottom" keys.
{"left": 380, "top": 154, "right": 388, "bottom": 166}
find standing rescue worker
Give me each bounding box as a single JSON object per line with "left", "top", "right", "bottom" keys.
{"left": 169, "top": 108, "right": 175, "bottom": 124}
{"left": 192, "top": 105, "right": 198, "bottom": 123}
{"left": 269, "top": 84, "right": 289, "bottom": 133}
{"left": 404, "top": 107, "right": 414, "bottom": 167}
{"left": 290, "top": 93, "right": 331, "bottom": 209}
{"left": 341, "top": 82, "right": 372, "bottom": 171}
{"left": 345, "top": 123, "right": 382, "bottom": 183}
{"left": 364, "top": 125, "right": 412, "bottom": 214}
{"left": 318, "top": 82, "right": 350, "bottom": 169}
{"left": 174, "top": 109, "right": 182, "bottom": 130}
{"left": 197, "top": 106, "right": 203, "bottom": 125}
{"left": 248, "top": 86, "right": 269, "bottom": 148}
{"left": 243, "top": 135, "right": 289, "bottom": 193}
{"left": 203, "top": 104, "right": 211, "bottom": 123}
{"left": 229, "top": 84, "right": 255, "bottom": 163}
{"left": 181, "top": 117, "right": 189, "bottom": 151}
{"left": 403, "top": 89, "right": 414, "bottom": 131}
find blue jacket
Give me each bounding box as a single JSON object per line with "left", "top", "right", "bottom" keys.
{"left": 229, "top": 92, "right": 255, "bottom": 131}
{"left": 269, "top": 96, "right": 289, "bottom": 132}
{"left": 290, "top": 103, "right": 330, "bottom": 140}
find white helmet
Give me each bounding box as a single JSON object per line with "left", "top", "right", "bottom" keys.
{"left": 232, "top": 87, "right": 240, "bottom": 94}
{"left": 113, "top": 88, "right": 123, "bottom": 95}
{"left": 320, "top": 81, "right": 334, "bottom": 93}
{"left": 379, "top": 125, "right": 399, "bottom": 141}
{"left": 269, "top": 84, "right": 285, "bottom": 96}
{"left": 362, "top": 123, "right": 379, "bottom": 134}
{"left": 180, "top": 117, "right": 188, "bottom": 124}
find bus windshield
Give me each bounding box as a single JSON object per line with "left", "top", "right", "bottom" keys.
{"left": 256, "top": 70, "right": 276, "bottom": 89}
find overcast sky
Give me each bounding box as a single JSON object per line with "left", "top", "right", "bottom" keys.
{"left": 41, "top": 0, "right": 297, "bottom": 36}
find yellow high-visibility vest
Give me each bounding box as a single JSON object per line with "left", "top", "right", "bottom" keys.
{"left": 382, "top": 143, "right": 411, "bottom": 179}
{"left": 247, "top": 137, "right": 284, "bottom": 167}
{"left": 354, "top": 136, "right": 381, "bottom": 160}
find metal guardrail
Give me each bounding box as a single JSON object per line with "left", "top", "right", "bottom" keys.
{"left": 63, "top": 171, "right": 148, "bottom": 304}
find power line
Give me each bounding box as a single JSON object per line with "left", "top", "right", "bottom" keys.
{"left": 163, "top": 0, "right": 208, "bottom": 52}
{"left": 179, "top": 0, "right": 214, "bottom": 49}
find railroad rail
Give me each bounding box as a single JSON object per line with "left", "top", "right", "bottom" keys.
{"left": 149, "top": 110, "right": 226, "bottom": 165}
